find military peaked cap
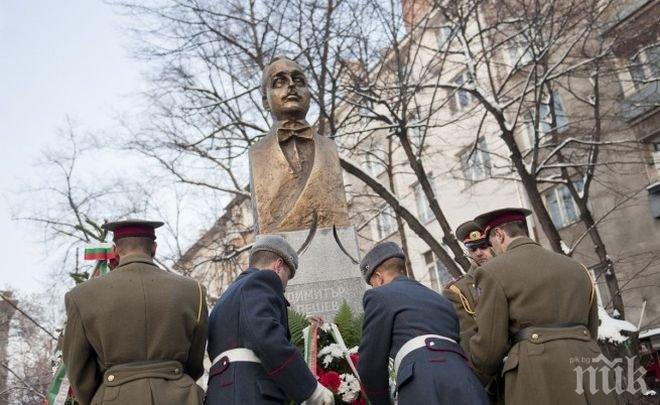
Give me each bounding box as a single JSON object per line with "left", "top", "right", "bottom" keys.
{"left": 360, "top": 241, "right": 406, "bottom": 283}
{"left": 102, "top": 219, "right": 164, "bottom": 242}
{"left": 474, "top": 207, "right": 532, "bottom": 237}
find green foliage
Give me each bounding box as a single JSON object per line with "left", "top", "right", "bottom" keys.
{"left": 288, "top": 308, "right": 309, "bottom": 352}
{"left": 69, "top": 271, "right": 90, "bottom": 285}
{"left": 333, "top": 300, "right": 363, "bottom": 348}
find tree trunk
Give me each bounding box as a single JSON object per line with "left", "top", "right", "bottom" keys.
{"left": 498, "top": 129, "right": 565, "bottom": 253}
{"left": 386, "top": 138, "right": 416, "bottom": 279}
{"left": 340, "top": 158, "right": 464, "bottom": 278}
{"left": 396, "top": 127, "right": 471, "bottom": 271}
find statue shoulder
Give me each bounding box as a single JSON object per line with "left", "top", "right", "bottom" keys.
{"left": 250, "top": 132, "right": 276, "bottom": 154}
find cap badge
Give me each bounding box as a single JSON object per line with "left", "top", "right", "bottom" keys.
{"left": 468, "top": 230, "right": 483, "bottom": 241}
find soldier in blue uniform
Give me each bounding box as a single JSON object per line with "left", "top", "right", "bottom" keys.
{"left": 357, "top": 242, "right": 488, "bottom": 405}
{"left": 205, "top": 235, "right": 334, "bottom": 405}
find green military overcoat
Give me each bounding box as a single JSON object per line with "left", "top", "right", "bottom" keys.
{"left": 443, "top": 264, "right": 479, "bottom": 356}
{"left": 62, "top": 254, "right": 208, "bottom": 405}
{"left": 444, "top": 264, "right": 503, "bottom": 404}
{"left": 469, "top": 237, "right": 618, "bottom": 405}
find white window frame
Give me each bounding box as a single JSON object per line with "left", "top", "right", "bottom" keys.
{"left": 423, "top": 250, "right": 452, "bottom": 292}
{"left": 525, "top": 91, "right": 569, "bottom": 147}
{"left": 652, "top": 142, "right": 660, "bottom": 172}
{"left": 461, "top": 139, "right": 492, "bottom": 182}
{"left": 543, "top": 178, "right": 584, "bottom": 229}
{"left": 628, "top": 44, "right": 660, "bottom": 90}
{"left": 364, "top": 140, "right": 387, "bottom": 177}
{"left": 506, "top": 38, "right": 534, "bottom": 68}
{"left": 412, "top": 175, "right": 437, "bottom": 223}
{"left": 408, "top": 109, "right": 423, "bottom": 148}
{"left": 436, "top": 26, "right": 454, "bottom": 49}
{"left": 452, "top": 72, "right": 473, "bottom": 111}
{"left": 374, "top": 204, "right": 396, "bottom": 240}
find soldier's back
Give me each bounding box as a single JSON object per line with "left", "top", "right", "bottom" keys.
{"left": 66, "top": 254, "right": 207, "bottom": 405}
{"left": 70, "top": 255, "right": 202, "bottom": 367}
{"left": 475, "top": 237, "right": 617, "bottom": 405}
{"left": 485, "top": 237, "right": 593, "bottom": 331}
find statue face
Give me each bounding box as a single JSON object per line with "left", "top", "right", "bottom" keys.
{"left": 263, "top": 59, "right": 311, "bottom": 121}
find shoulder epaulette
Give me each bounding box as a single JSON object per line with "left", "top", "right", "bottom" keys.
{"left": 578, "top": 264, "right": 596, "bottom": 307}
{"left": 448, "top": 284, "right": 476, "bottom": 316}
{"left": 196, "top": 282, "right": 204, "bottom": 324}
{"left": 443, "top": 275, "right": 463, "bottom": 290}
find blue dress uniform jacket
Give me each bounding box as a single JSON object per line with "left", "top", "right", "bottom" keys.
{"left": 358, "top": 276, "right": 488, "bottom": 405}
{"left": 205, "top": 268, "right": 317, "bottom": 404}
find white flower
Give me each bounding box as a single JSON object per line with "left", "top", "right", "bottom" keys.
{"left": 348, "top": 346, "right": 358, "bottom": 354}
{"left": 320, "top": 322, "right": 332, "bottom": 332}
{"left": 338, "top": 373, "right": 360, "bottom": 402}
{"left": 318, "top": 343, "right": 346, "bottom": 367}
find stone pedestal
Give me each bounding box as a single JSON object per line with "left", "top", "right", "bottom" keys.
{"left": 272, "top": 226, "right": 366, "bottom": 320}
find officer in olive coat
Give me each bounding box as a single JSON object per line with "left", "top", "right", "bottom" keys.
{"left": 469, "top": 208, "right": 618, "bottom": 405}
{"left": 62, "top": 219, "right": 208, "bottom": 405}
{"left": 357, "top": 242, "right": 488, "bottom": 405}
{"left": 443, "top": 220, "right": 493, "bottom": 356}
{"left": 443, "top": 221, "right": 502, "bottom": 402}
{"left": 205, "top": 235, "right": 334, "bottom": 405}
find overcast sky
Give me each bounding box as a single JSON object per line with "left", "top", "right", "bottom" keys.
{"left": 0, "top": 1, "right": 144, "bottom": 294}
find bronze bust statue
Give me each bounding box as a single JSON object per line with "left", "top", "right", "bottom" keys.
{"left": 249, "top": 57, "right": 349, "bottom": 234}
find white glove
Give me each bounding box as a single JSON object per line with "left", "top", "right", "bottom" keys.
{"left": 304, "top": 382, "right": 335, "bottom": 405}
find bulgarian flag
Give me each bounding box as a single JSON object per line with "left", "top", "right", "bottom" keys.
{"left": 84, "top": 243, "right": 115, "bottom": 277}
{"left": 46, "top": 364, "right": 73, "bottom": 405}
{"left": 83, "top": 243, "right": 114, "bottom": 261}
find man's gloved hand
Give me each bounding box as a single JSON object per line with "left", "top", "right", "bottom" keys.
{"left": 304, "top": 382, "right": 335, "bottom": 405}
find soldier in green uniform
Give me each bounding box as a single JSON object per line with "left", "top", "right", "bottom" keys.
{"left": 62, "top": 219, "right": 208, "bottom": 405}
{"left": 443, "top": 220, "right": 493, "bottom": 354}
{"left": 469, "top": 208, "right": 618, "bottom": 405}
{"left": 443, "top": 221, "right": 500, "bottom": 402}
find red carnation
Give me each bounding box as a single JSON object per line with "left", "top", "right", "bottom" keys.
{"left": 351, "top": 395, "right": 367, "bottom": 405}
{"left": 318, "top": 370, "right": 341, "bottom": 392}
{"left": 349, "top": 352, "right": 360, "bottom": 367}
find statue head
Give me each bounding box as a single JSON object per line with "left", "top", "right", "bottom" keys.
{"left": 261, "top": 56, "right": 311, "bottom": 122}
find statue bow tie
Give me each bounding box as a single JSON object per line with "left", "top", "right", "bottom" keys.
{"left": 277, "top": 121, "right": 313, "bottom": 143}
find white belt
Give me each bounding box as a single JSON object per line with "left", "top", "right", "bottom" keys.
{"left": 394, "top": 334, "right": 457, "bottom": 375}
{"left": 212, "top": 348, "right": 262, "bottom": 367}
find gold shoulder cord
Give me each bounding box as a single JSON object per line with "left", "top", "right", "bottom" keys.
{"left": 196, "top": 282, "right": 203, "bottom": 324}
{"left": 449, "top": 284, "right": 475, "bottom": 316}
{"left": 579, "top": 264, "right": 596, "bottom": 306}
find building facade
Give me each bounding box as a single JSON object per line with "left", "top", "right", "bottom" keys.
{"left": 180, "top": 0, "right": 659, "bottom": 332}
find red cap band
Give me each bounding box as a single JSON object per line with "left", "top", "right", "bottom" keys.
{"left": 484, "top": 213, "right": 527, "bottom": 235}
{"left": 112, "top": 225, "right": 156, "bottom": 241}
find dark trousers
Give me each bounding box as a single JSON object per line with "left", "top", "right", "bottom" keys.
{"left": 396, "top": 346, "right": 489, "bottom": 405}
{"left": 205, "top": 362, "right": 287, "bottom": 405}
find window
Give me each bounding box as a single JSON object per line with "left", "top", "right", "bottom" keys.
{"left": 408, "top": 109, "right": 423, "bottom": 148}
{"left": 449, "top": 72, "right": 473, "bottom": 112}
{"left": 413, "top": 177, "right": 437, "bottom": 223}
{"left": 507, "top": 39, "right": 533, "bottom": 67}
{"left": 358, "top": 105, "right": 371, "bottom": 127}
{"left": 375, "top": 204, "right": 396, "bottom": 240}
{"left": 364, "top": 140, "right": 387, "bottom": 176}
{"left": 437, "top": 26, "right": 454, "bottom": 49}
{"left": 652, "top": 142, "right": 660, "bottom": 172}
{"left": 544, "top": 178, "right": 584, "bottom": 229}
{"left": 461, "top": 139, "right": 492, "bottom": 182}
{"left": 424, "top": 250, "right": 452, "bottom": 292}
{"left": 525, "top": 91, "right": 569, "bottom": 146}
{"left": 454, "top": 72, "right": 472, "bottom": 110}
{"left": 628, "top": 45, "right": 660, "bottom": 89}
